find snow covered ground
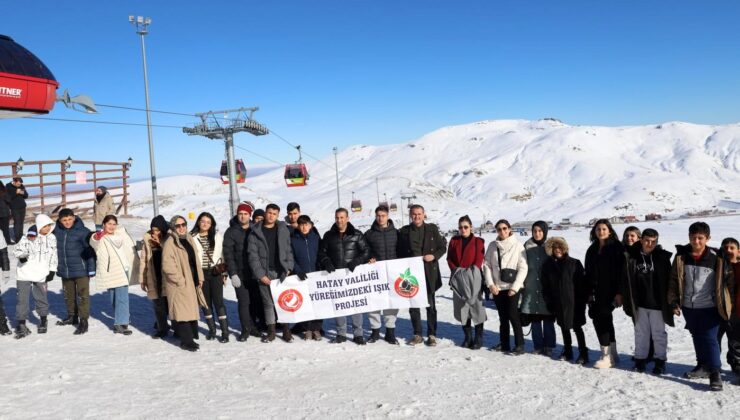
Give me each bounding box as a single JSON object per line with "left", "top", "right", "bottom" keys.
{"left": 1, "top": 214, "right": 738, "bottom": 419}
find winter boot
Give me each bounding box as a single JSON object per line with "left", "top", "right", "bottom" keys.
{"left": 575, "top": 348, "right": 590, "bottom": 365}
{"left": 205, "top": 317, "right": 217, "bottom": 341}
{"left": 426, "top": 335, "right": 438, "bottom": 347}
{"left": 353, "top": 336, "right": 367, "bottom": 345}
{"left": 238, "top": 329, "right": 249, "bottom": 342}
{"left": 407, "top": 335, "right": 424, "bottom": 346}
{"left": 180, "top": 342, "right": 199, "bottom": 352}
{"left": 510, "top": 345, "right": 525, "bottom": 356}
{"left": 74, "top": 318, "right": 89, "bottom": 335}
{"left": 218, "top": 318, "right": 230, "bottom": 343}
{"left": 542, "top": 347, "right": 554, "bottom": 357}
{"left": 312, "top": 330, "right": 323, "bottom": 341}
{"left": 332, "top": 334, "right": 347, "bottom": 344}
{"left": 709, "top": 370, "right": 723, "bottom": 391}
{"left": 303, "top": 331, "right": 312, "bottom": 341}
{"left": 461, "top": 326, "right": 473, "bottom": 349}
{"left": 472, "top": 324, "right": 484, "bottom": 350}
{"left": 490, "top": 343, "right": 506, "bottom": 352}
{"left": 368, "top": 328, "right": 381, "bottom": 344}
{"left": 594, "top": 346, "right": 613, "bottom": 369}
{"left": 684, "top": 365, "right": 710, "bottom": 379}
{"left": 113, "top": 325, "right": 133, "bottom": 336}
{"left": 14, "top": 321, "right": 31, "bottom": 339}
{"left": 633, "top": 359, "right": 647, "bottom": 373}
{"left": 250, "top": 326, "right": 262, "bottom": 338}
{"left": 261, "top": 325, "right": 276, "bottom": 343}
{"left": 558, "top": 346, "right": 574, "bottom": 361}
{"left": 609, "top": 342, "right": 620, "bottom": 365}
{"left": 282, "top": 325, "right": 294, "bottom": 343}
{"left": 56, "top": 315, "right": 79, "bottom": 326}
{"left": 0, "top": 317, "right": 11, "bottom": 335}
{"left": 652, "top": 359, "right": 666, "bottom": 375}
{"left": 384, "top": 328, "right": 399, "bottom": 345}
{"left": 37, "top": 316, "right": 48, "bottom": 334}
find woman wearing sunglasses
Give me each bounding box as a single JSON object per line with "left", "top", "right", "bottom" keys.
{"left": 447, "top": 216, "right": 487, "bottom": 349}
{"left": 483, "top": 219, "right": 528, "bottom": 355}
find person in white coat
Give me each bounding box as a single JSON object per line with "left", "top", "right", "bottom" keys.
{"left": 90, "top": 214, "right": 137, "bottom": 335}
{"left": 483, "top": 219, "right": 528, "bottom": 354}
{"left": 13, "top": 215, "right": 57, "bottom": 338}
{"left": 190, "top": 212, "right": 228, "bottom": 343}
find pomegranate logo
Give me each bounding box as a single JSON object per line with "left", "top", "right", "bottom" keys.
{"left": 278, "top": 289, "right": 303, "bottom": 312}
{"left": 394, "top": 268, "right": 419, "bottom": 298}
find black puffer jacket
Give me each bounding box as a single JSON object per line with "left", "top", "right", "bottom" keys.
{"left": 622, "top": 243, "right": 674, "bottom": 327}
{"left": 0, "top": 183, "right": 10, "bottom": 218}
{"left": 320, "top": 222, "right": 370, "bottom": 269}
{"left": 222, "top": 216, "right": 252, "bottom": 280}
{"left": 585, "top": 239, "right": 625, "bottom": 314}
{"left": 542, "top": 255, "right": 588, "bottom": 330}
{"left": 6, "top": 183, "right": 28, "bottom": 209}
{"left": 364, "top": 220, "right": 398, "bottom": 261}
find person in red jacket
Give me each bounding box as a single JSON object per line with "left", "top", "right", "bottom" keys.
{"left": 447, "top": 215, "right": 487, "bottom": 349}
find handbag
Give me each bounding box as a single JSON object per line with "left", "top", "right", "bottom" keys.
{"left": 206, "top": 253, "right": 228, "bottom": 277}
{"left": 497, "top": 248, "right": 517, "bottom": 284}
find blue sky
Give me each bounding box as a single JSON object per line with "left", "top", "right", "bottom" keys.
{"left": 3, "top": 0, "right": 740, "bottom": 178}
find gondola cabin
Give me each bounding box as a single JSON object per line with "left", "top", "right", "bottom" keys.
{"left": 220, "top": 159, "right": 247, "bottom": 184}
{"left": 389, "top": 202, "right": 398, "bottom": 212}
{"left": 284, "top": 163, "right": 308, "bottom": 187}
{"left": 351, "top": 199, "right": 362, "bottom": 213}
{"left": 0, "top": 35, "right": 59, "bottom": 119}
{"left": 379, "top": 201, "right": 388, "bottom": 209}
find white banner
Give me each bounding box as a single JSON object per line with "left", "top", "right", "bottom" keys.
{"left": 270, "top": 257, "right": 428, "bottom": 323}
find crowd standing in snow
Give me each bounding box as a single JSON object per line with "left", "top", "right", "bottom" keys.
{"left": 0, "top": 199, "right": 738, "bottom": 392}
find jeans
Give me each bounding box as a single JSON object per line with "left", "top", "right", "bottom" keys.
{"left": 682, "top": 306, "right": 722, "bottom": 371}
{"left": 108, "top": 285, "right": 130, "bottom": 326}
{"left": 531, "top": 318, "right": 557, "bottom": 350}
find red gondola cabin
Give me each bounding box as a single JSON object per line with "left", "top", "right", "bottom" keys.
{"left": 0, "top": 35, "right": 59, "bottom": 119}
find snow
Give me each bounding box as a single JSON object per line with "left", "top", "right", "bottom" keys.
{"left": 2, "top": 119, "right": 740, "bottom": 418}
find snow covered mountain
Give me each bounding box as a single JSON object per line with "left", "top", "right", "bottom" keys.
{"left": 128, "top": 119, "right": 740, "bottom": 229}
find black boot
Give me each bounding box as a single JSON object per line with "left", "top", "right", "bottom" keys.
{"left": 384, "top": 328, "right": 399, "bottom": 345}
{"left": 559, "top": 346, "right": 574, "bottom": 361}
{"left": 113, "top": 325, "right": 133, "bottom": 336}
{"left": 652, "top": 359, "right": 666, "bottom": 375}
{"left": 461, "top": 326, "right": 472, "bottom": 348}
{"left": 38, "top": 316, "right": 48, "bottom": 334}
{"left": 282, "top": 325, "right": 294, "bottom": 343}
{"left": 238, "top": 329, "right": 249, "bottom": 342}
{"left": 218, "top": 318, "right": 230, "bottom": 343}
{"left": 709, "top": 370, "right": 723, "bottom": 391}
{"left": 261, "top": 324, "right": 276, "bottom": 343}
{"left": 14, "top": 321, "right": 31, "bottom": 339}
{"left": 472, "top": 324, "right": 484, "bottom": 350}
{"left": 368, "top": 328, "right": 381, "bottom": 343}
{"left": 575, "top": 348, "right": 589, "bottom": 365}
{"left": 205, "top": 318, "right": 217, "bottom": 341}
{"left": 56, "top": 315, "right": 79, "bottom": 326}
{"left": 633, "top": 359, "right": 647, "bottom": 373}
{"left": 74, "top": 318, "right": 89, "bottom": 335}
{"left": 0, "top": 317, "right": 11, "bottom": 335}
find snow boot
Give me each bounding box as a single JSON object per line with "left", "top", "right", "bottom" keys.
{"left": 205, "top": 318, "right": 217, "bottom": 341}
{"left": 332, "top": 334, "right": 347, "bottom": 344}
{"left": 685, "top": 365, "right": 710, "bottom": 379}
{"left": 461, "top": 326, "right": 472, "bottom": 348}
{"left": 312, "top": 330, "right": 323, "bottom": 341}
{"left": 353, "top": 336, "right": 366, "bottom": 346}
{"left": 218, "top": 318, "right": 230, "bottom": 343}
{"left": 558, "top": 346, "right": 574, "bottom": 361}
{"left": 238, "top": 329, "right": 249, "bottom": 342}
{"left": 510, "top": 345, "right": 525, "bottom": 356}
{"left": 250, "top": 326, "right": 262, "bottom": 338}
{"left": 261, "top": 325, "right": 276, "bottom": 343}
{"left": 407, "top": 335, "right": 424, "bottom": 346}
{"left": 426, "top": 335, "right": 438, "bottom": 347}
{"left": 113, "top": 325, "right": 133, "bottom": 336}
{"left": 652, "top": 359, "right": 666, "bottom": 375}
{"left": 709, "top": 370, "right": 723, "bottom": 391}
{"left": 594, "top": 346, "right": 613, "bottom": 369}
{"left": 472, "top": 324, "right": 484, "bottom": 350}
{"left": 609, "top": 342, "right": 620, "bottom": 365}
{"left": 37, "top": 316, "right": 48, "bottom": 334}
{"left": 633, "top": 359, "right": 647, "bottom": 373}
{"left": 180, "top": 342, "right": 199, "bottom": 352}
{"left": 368, "top": 328, "right": 381, "bottom": 344}
{"left": 74, "top": 318, "right": 89, "bottom": 335}
{"left": 575, "top": 347, "right": 590, "bottom": 365}
{"left": 56, "top": 315, "right": 78, "bottom": 326}
{"left": 384, "top": 328, "right": 399, "bottom": 345}
{"left": 14, "top": 321, "right": 31, "bottom": 339}
{"left": 282, "top": 325, "right": 294, "bottom": 343}
{"left": 0, "top": 317, "right": 11, "bottom": 335}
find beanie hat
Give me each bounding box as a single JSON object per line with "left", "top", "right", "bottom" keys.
{"left": 27, "top": 225, "right": 38, "bottom": 236}
{"left": 252, "top": 209, "right": 265, "bottom": 220}
{"left": 237, "top": 201, "right": 254, "bottom": 216}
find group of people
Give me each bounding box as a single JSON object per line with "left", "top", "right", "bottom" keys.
{"left": 0, "top": 196, "right": 738, "bottom": 391}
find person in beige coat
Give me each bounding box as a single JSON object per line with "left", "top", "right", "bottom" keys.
{"left": 90, "top": 214, "right": 137, "bottom": 335}
{"left": 138, "top": 215, "right": 170, "bottom": 338}
{"left": 93, "top": 186, "right": 115, "bottom": 230}
{"left": 162, "top": 215, "right": 204, "bottom": 352}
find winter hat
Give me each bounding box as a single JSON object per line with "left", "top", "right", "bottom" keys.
{"left": 532, "top": 220, "right": 549, "bottom": 245}
{"left": 545, "top": 237, "right": 569, "bottom": 257}
{"left": 237, "top": 201, "right": 254, "bottom": 216}
{"left": 27, "top": 225, "right": 38, "bottom": 237}
{"left": 150, "top": 214, "right": 170, "bottom": 235}
{"left": 252, "top": 208, "right": 265, "bottom": 221}
{"left": 35, "top": 214, "right": 55, "bottom": 235}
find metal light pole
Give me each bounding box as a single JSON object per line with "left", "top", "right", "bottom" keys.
{"left": 129, "top": 15, "right": 159, "bottom": 216}
{"left": 333, "top": 147, "right": 340, "bottom": 209}
{"left": 224, "top": 133, "right": 239, "bottom": 215}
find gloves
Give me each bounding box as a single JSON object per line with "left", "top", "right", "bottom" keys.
{"left": 279, "top": 272, "right": 287, "bottom": 283}
{"left": 324, "top": 263, "right": 335, "bottom": 273}
{"left": 93, "top": 231, "right": 106, "bottom": 240}
{"left": 347, "top": 261, "right": 358, "bottom": 272}
{"left": 45, "top": 271, "right": 56, "bottom": 282}
{"left": 297, "top": 272, "right": 307, "bottom": 281}
{"left": 230, "top": 274, "right": 242, "bottom": 289}
{"left": 19, "top": 257, "right": 28, "bottom": 264}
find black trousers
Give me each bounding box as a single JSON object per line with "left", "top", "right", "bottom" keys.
{"left": 201, "top": 272, "right": 226, "bottom": 319}
{"left": 233, "top": 283, "right": 253, "bottom": 333}
{"left": 0, "top": 291, "right": 6, "bottom": 320}
{"left": 11, "top": 208, "right": 25, "bottom": 243}
{"left": 410, "top": 283, "right": 437, "bottom": 336}
{"left": 175, "top": 320, "right": 198, "bottom": 345}
{"left": 494, "top": 291, "right": 524, "bottom": 350}
{"left": 0, "top": 216, "right": 10, "bottom": 244}
{"left": 153, "top": 297, "right": 169, "bottom": 332}
{"left": 725, "top": 316, "right": 740, "bottom": 372}
{"left": 561, "top": 325, "right": 587, "bottom": 351}
{"left": 247, "top": 279, "right": 265, "bottom": 330}
{"left": 592, "top": 311, "right": 616, "bottom": 347}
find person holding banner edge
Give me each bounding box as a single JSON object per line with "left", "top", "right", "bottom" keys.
{"left": 397, "top": 204, "right": 447, "bottom": 346}
{"left": 320, "top": 208, "right": 372, "bottom": 345}
{"left": 248, "top": 203, "right": 294, "bottom": 343}
{"left": 364, "top": 205, "right": 400, "bottom": 345}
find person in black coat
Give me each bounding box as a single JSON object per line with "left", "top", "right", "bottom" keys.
{"left": 222, "top": 202, "right": 257, "bottom": 341}
{"left": 290, "top": 215, "right": 323, "bottom": 340}
{"left": 364, "top": 205, "right": 400, "bottom": 344}
{"left": 6, "top": 177, "right": 28, "bottom": 243}
{"left": 397, "top": 204, "right": 447, "bottom": 346}
{"left": 542, "top": 237, "right": 589, "bottom": 364}
{"left": 319, "top": 208, "right": 371, "bottom": 345}
{"left": 585, "top": 219, "right": 626, "bottom": 368}
{"left": 0, "top": 181, "right": 11, "bottom": 244}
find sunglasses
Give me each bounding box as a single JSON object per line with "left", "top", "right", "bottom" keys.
{"left": 174, "top": 223, "right": 187, "bottom": 228}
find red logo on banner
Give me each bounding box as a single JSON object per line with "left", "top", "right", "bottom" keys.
{"left": 394, "top": 268, "right": 420, "bottom": 298}
{"left": 278, "top": 289, "right": 303, "bottom": 312}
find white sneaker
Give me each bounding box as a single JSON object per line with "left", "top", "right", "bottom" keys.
{"left": 594, "top": 346, "right": 613, "bottom": 369}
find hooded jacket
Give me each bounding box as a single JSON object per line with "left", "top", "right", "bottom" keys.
{"left": 248, "top": 220, "right": 294, "bottom": 280}
{"left": 90, "top": 225, "right": 137, "bottom": 290}
{"left": 93, "top": 187, "right": 115, "bottom": 225}
{"left": 482, "top": 233, "right": 528, "bottom": 292}
{"left": 541, "top": 237, "right": 589, "bottom": 330}
{"left": 14, "top": 214, "right": 57, "bottom": 281}
{"left": 53, "top": 216, "right": 95, "bottom": 279}
{"left": 320, "top": 221, "right": 370, "bottom": 269}
{"left": 622, "top": 242, "right": 674, "bottom": 326}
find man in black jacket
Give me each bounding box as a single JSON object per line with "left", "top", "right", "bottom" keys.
{"left": 7, "top": 177, "right": 28, "bottom": 243}
{"left": 364, "top": 205, "right": 400, "bottom": 344}
{"left": 320, "top": 208, "right": 371, "bottom": 345}
{"left": 223, "top": 202, "right": 256, "bottom": 341}
{"left": 398, "top": 204, "right": 447, "bottom": 346}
